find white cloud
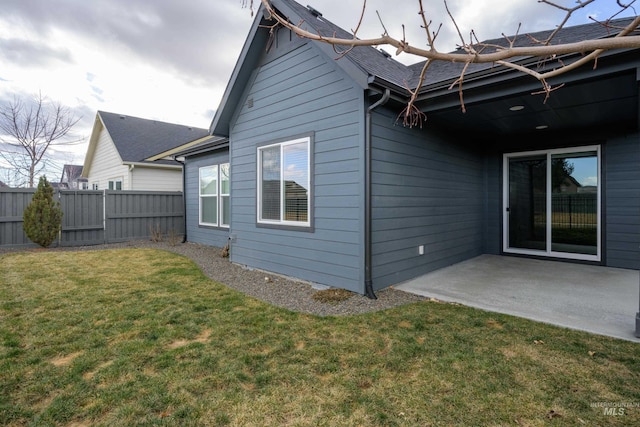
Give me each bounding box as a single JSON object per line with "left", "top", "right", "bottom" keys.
{"left": 0, "top": 0, "right": 625, "bottom": 169}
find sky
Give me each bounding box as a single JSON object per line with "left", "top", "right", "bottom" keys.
{"left": 0, "top": 0, "right": 635, "bottom": 181}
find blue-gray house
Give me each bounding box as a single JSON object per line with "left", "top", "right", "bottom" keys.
{"left": 179, "top": 0, "right": 639, "bottom": 296}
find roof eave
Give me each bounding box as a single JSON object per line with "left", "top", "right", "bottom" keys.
{"left": 415, "top": 46, "right": 639, "bottom": 100}
{"left": 146, "top": 134, "right": 215, "bottom": 161}
{"left": 173, "top": 139, "right": 230, "bottom": 159}
{"left": 123, "top": 161, "right": 181, "bottom": 170}
{"left": 211, "top": 0, "right": 372, "bottom": 137}
{"left": 81, "top": 112, "right": 108, "bottom": 178}
{"left": 210, "top": 6, "right": 267, "bottom": 137}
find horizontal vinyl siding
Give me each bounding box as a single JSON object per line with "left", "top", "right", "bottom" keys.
{"left": 87, "top": 128, "right": 129, "bottom": 190}
{"left": 605, "top": 133, "right": 640, "bottom": 269}
{"left": 371, "top": 107, "right": 485, "bottom": 289}
{"left": 229, "top": 42, "right": 365, "bottom": 292}
{"left": 483, "top": 154, "right": 502, "bottom": 255}
{"left": 131, "top": 167, "right": 182, "bottom": 192}
{"left": 184, "top": 151, "right": 230, "bottom": 248}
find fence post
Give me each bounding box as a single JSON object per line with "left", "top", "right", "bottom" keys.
{"left": 57, "top": 190, "right": 62, "bottom": 247}
{"left": 103, "top": 189, "right": 107, "bottom": 244}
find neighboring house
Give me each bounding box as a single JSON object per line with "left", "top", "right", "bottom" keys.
{"left": 59, "top": 164, "right": 88, "bottom": 190}
{"left": 179, "top": 0, "right": 640, "bottom": 296}
{"left": 82, "top": 111, "right": 208, "bottom": 191}
{"left": 0, "top": 180, "right": 9, "bottom": 188}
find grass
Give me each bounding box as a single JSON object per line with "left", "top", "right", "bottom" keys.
{"left": 1, "top": 248, "right": 639, "bottom": 426}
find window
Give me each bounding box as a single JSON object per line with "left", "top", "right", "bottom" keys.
{"left": 92, "top": 183, "right": 99, "bottom": 190}
{"left": 199, "top": 163, "right": 230, "bottom": 228}
{"left": 257, "top": 137, "right": 310, "bottom": 227}
{"left": 108, "top": 179, "right": 122, "bottom": 190}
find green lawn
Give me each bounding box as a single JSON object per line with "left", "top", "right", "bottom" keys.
{"left": 1, "top": 249, "right": 639, "bottom": 426}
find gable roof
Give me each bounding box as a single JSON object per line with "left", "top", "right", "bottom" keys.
{"left": 211, "top": 0, "right": 638, "bottom": 136}
{"left": 277, "top": 0, "right": 637, "bottom": 91}
{"left": 61, "top": 164, "right": 83, "bottom": 181}
{"left": 83, "top": 111, "right": 209, "bottom": 177}
{"left": 97, "top": 111, "right": 209, "bottom": 164}
{"left": 211, "top": 0, "right": 402, "bottom": 136}
{"left": 276, "top": 0, "right": 413, "bottom": 85}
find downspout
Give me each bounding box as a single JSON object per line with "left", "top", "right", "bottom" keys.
{"left": 174, "top": 156, "right": 188, "bottom": 244}
{"left": 128, "top": 164, "right": 134, "bottom": 190}
{"left": 364, "top": 88, "right": 390, "bottom": 299}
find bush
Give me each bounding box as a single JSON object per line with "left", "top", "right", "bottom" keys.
{"left": 23, "top": 176, "right": 63, "bottom": 248}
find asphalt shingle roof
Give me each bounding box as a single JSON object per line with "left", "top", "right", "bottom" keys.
{"left": 278, "top": 0, "right": 414, "bottom": 85}
{"left": 411, "top": 16, "right": 639, "bottom": 87}
{"left": 62, "top": 164, "right": 83, "bottom": 180}
{"left": 98, "top": 111, "right": 209, "bottom": 164}
{"left": 277, "top": 0, "right": 637, "bottom": 90}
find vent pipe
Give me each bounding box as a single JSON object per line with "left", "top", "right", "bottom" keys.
{"left": 306, "top": 5, "right": 322, "bottom": 17}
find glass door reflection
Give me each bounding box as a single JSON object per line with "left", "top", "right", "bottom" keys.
{"left": 550, "top": 152, "right": 598, "bottom": 255}
{"left": 508, "top": 155, "right": 547, "bottom": 251}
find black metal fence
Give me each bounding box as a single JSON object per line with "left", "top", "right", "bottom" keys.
{"left": 0, "top": 189, "right": 184, "bottom": 248}
{"left": 550, "top": 193, "right": 598, "bottom": 229}
{"left": 532, "top": 193, "right": 598, "bottom": 229}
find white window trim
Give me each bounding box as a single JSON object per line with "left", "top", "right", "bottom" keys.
{"left": 257, "top": 137, "right": 311, "bottom": 227}
{"left": 108, "top": 177, "right": 123, "bottom": 191}
{"left": 199, "top": 163, "right": 230, "bottom": 228}
{"left": 220, "top": 163, "right": 230, "bottom": 228}
{"left": 502, "top": 145, "right": 601, "bottom": 262}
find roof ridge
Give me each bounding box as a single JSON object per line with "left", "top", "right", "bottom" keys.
{"left": 98, "top": 110, "right": 207, "bottom": 131}
{"left": 98, "top": 111, "right": 209, "bottom": 163}
{"left": 276, "top": 1, "right": 637, "bottom": 89}
{"left": 275, "top": 0, "right": 414, "bottom": 86}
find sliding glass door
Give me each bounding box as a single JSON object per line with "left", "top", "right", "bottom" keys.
{"left": 507, "top": 154, "right": 547, "bottom": 251}
{"left": 504, "top": 146, "right": 600, "bottom": 261}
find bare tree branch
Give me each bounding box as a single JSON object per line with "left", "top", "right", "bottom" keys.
{"left": 333, "top": 0, "right": 369, "bottom": 59}
{"left": 0, "top": 93, "right": 81, "bottom": 187}
{"left": 538, "top": 0, "right": 599, "bottom": 44}
{"left": 260, "top": 0, "right": 640, "bottom": 61}
{"left": 400, "top": 59, "right": 431, "bottom": 127}
{"left": 257, "top": 0, "right": 639, "bottom": 126}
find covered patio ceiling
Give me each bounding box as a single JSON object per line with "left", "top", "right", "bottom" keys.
{"left": 421, "top": 69, "right": 638, "bottom": 137}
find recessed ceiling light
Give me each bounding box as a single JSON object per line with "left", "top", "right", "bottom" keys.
{"left": 535, "top": 125, "right": 548, "bottom": 130}
{"left": 509, "top": 105, "right": 525, "bottom": 111}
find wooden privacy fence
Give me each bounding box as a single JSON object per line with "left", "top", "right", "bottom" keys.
{"left": 0, "top": 189, "right": 184, "bottom": 248}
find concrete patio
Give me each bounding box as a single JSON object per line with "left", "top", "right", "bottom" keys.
{"left": 395, "top": 255, "right": 640, "bottom": 342}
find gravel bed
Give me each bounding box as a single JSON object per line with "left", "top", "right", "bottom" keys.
{"left": 1, "top": 241, "right": 426, "bottom": 316}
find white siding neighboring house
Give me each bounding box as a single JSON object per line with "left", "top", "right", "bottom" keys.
{"left": 82, "top": 111, "right": 209, "bottom": 191}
